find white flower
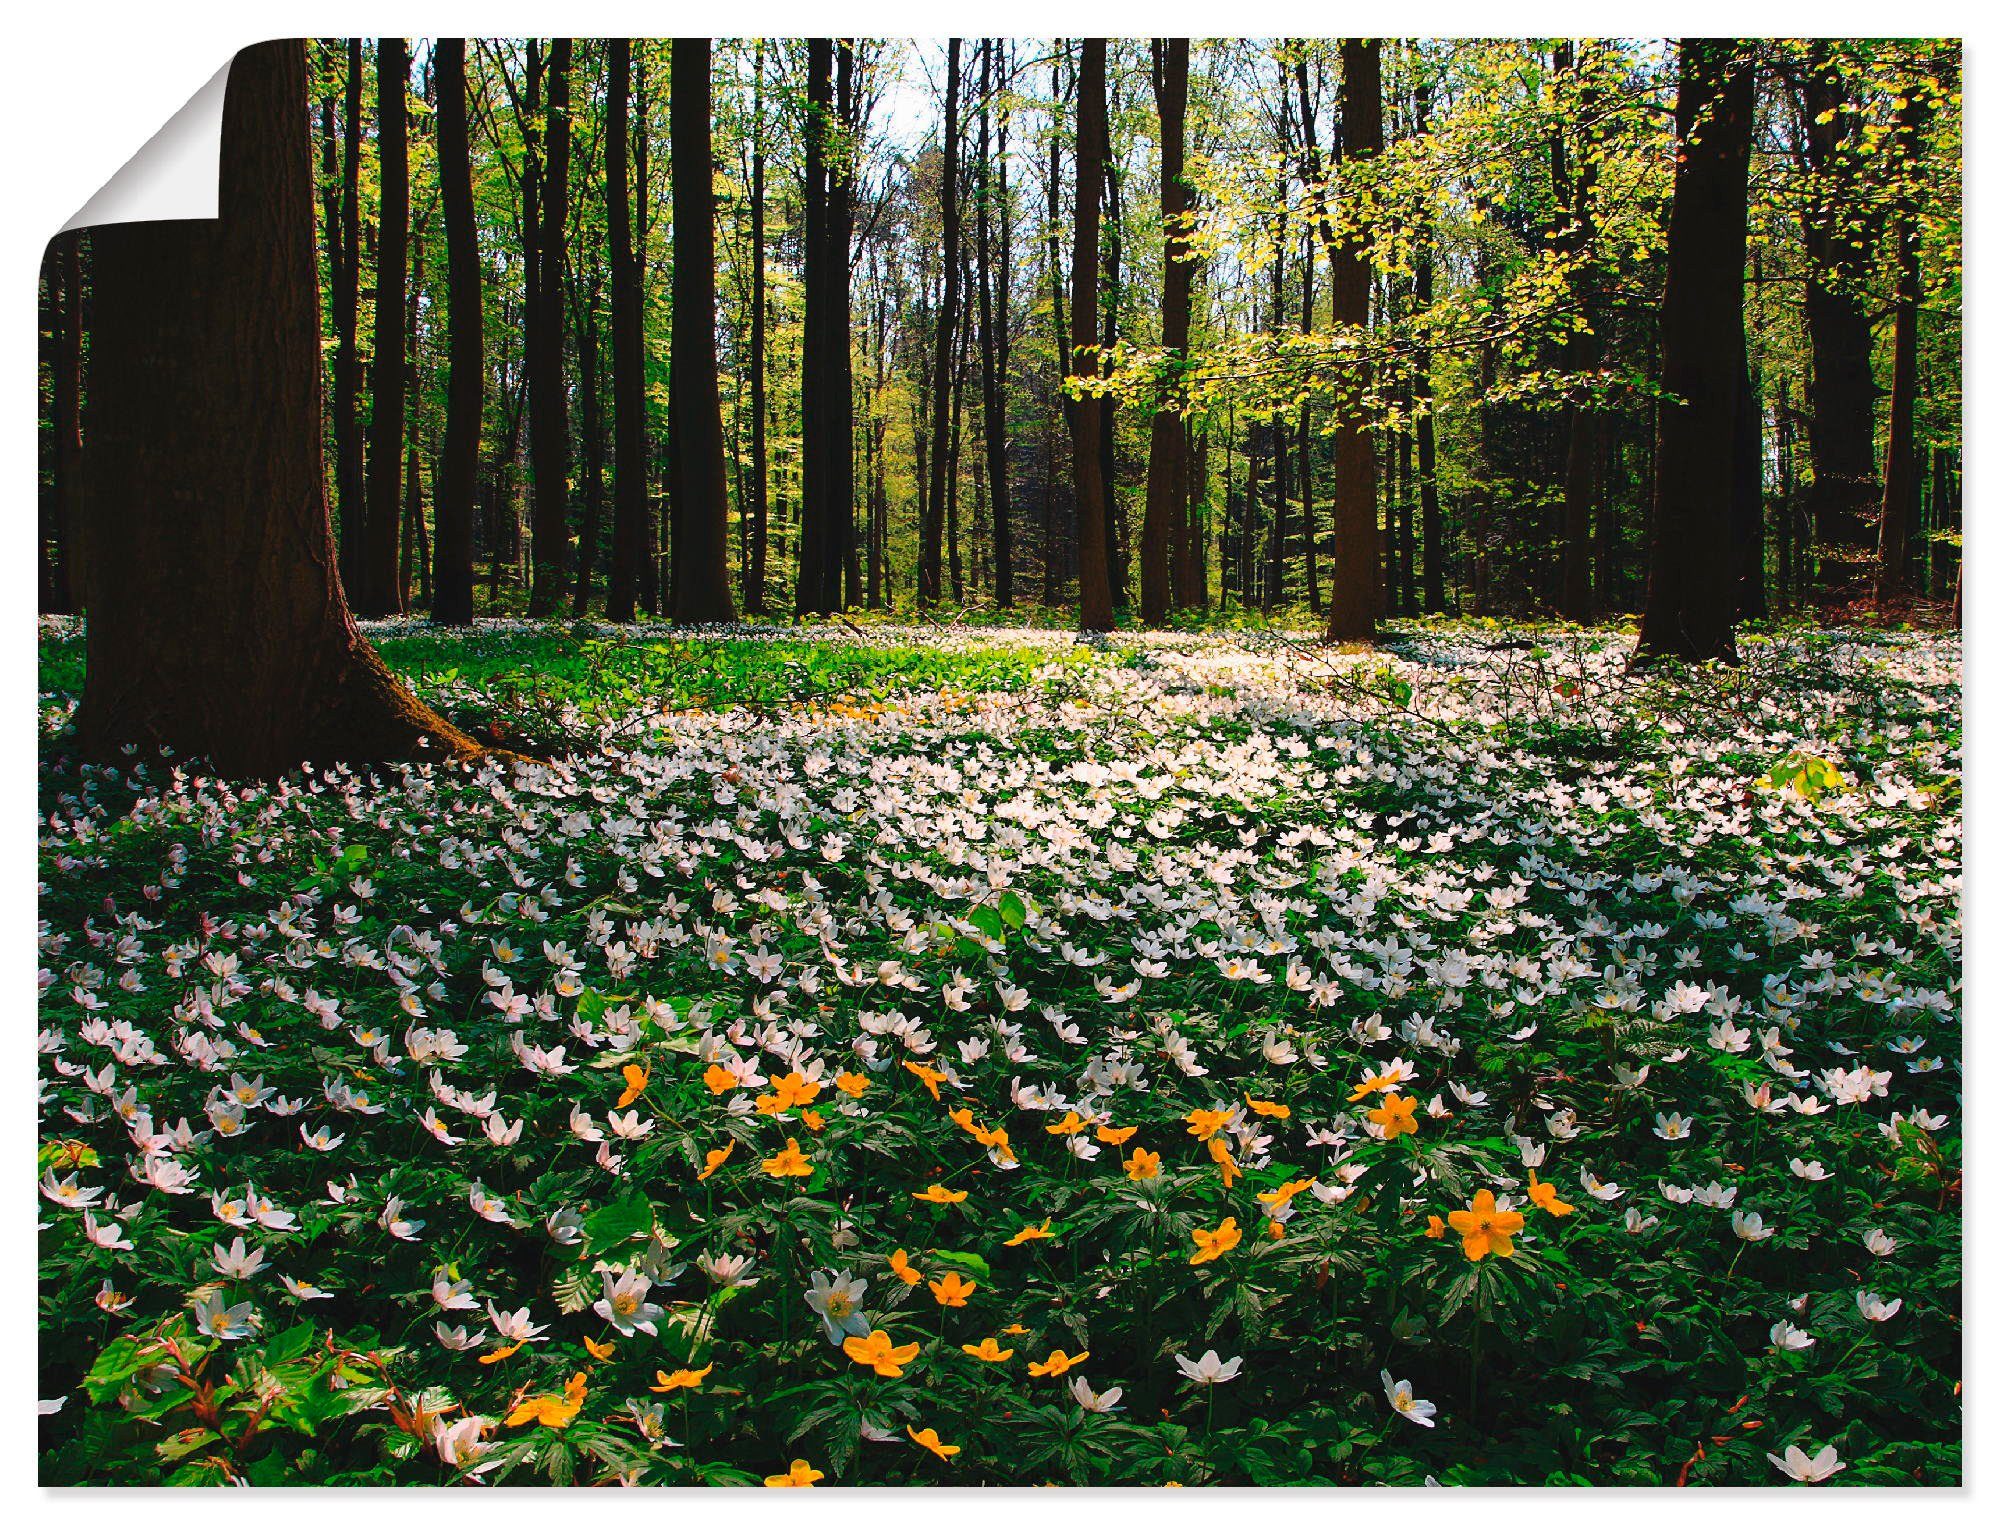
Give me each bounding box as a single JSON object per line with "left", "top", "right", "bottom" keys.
{"left": 1174, "top": 1349, "right": 1242, "bottom": 1385}
{"left": 1769, "top": 1321, "right": 1814, "bottom": 1352}
{"left": 211, "top": 1236, "right": 266, "bottom": 1279}
{"left": 1856, "top": 1290, "right": 1903, "bottom": 1322}
{"left": 1070, "top": 1375, "right": 1124, "bottom": 1413}
{"left": 1731, "top": 1210, "right": 1774, "bottom": 1242}
{"left": 1381, "top": 1369, "right": 1437, "bottom": 1427}
{"left": 592, "top": 1266, "right": 664, "bottom": 1337}
{"left": 192, "top": 1291, "right": 258, "bottom": 1341}
{"left": 1862, "top": 1227, "right": 1898, "bottom": 1257}
{"left": 1652, "top": 1111, "right": 1694, "bottom": 1142}
{"left": 1767, "top": 1443, "right": 1845, "bottom": 1483}
{"left": 804, "top": 1269, "right": 870, "bottom": 1346}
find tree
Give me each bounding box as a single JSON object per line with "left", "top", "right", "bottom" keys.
{"left": 606, "top": 38, "right": 648, "bottom": 623}
{"left": 744, "top": 40, "right": 771, "bottom": 616}
{"left": 332, "top": 38, "right": 365, "bottom": 594}
{"left": 357, "top": 37, "right": 410, "bottom": 617}
{"left": 668, "top": 38, "right": 738, "bottom": 623}
{"left": 1553, "top": 41, "right": 1601, "bottom": 622}
{"left": 1635, "top": 40, "right": 1756, "bottom": 663}
{"left": 1323, "top": 38, "right": 1383, "bottom": 643}
{"left": 432, "top": 38, "right": 481, "bottom": 626}
{"left": 1066, "top": 39, "right": 1117, "bottom": 632}
{"left": 920, "top": 40, "right": 963, "bottom": 608}
{"left": 1140, "top": 38, "right": 1193, "bottom": 626}
{"left": 1875, "top": 69, "right": 1938, "bottom": 605}
{"left": 527, "top": 39, "right": 575, "bottom": 615}
{"left": 978, "top": 39, "right": 1017, "bottom": 609}
{"left": 74, "top": 39, "right": 480, "bottom": 776}
{"left": 41, "top": 234, "right": 83, "bottom": 613}
{"left": 799, "top": 37, "right": 856, "bottom": 616}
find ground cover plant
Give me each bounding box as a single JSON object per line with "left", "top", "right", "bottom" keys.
{"left": 36, "top": 619, "right": 1961, "bottom": 1485}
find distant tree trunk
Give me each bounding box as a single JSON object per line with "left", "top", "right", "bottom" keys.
{"left": 668, "top": 39, "right": 737, "bottom": 623}
{"left": 525, "top": 39, "right": 573, "bottom": 614}
{"left": 43, "top": 234, "right": 83, "bottom": 613}
{"left": 920, "top": 40, "right": 963, "bottom": 608}
{"left": 742, "top": 42, "right": 769, "bottom": 615}
{"left": 1323, "top": 39, "right": 1383, "bottom": 643}
{"left": 1553, "top": 42, "right": 1601, "bottom": 622}
{"left": 1043, "top": 47, "right": 1069, "bottom": 609}
{"left": 606, "top": 38, "right": 648, "bottom": 623}
{"left": 1798, "top": 47, "right": 1881, "bottom": 602}
{"left": 1141, "top": 38, "right": 1192, "bottom": 626}
{"left": 75, "top": 40, "right": 479, "bottom": 776}
{"left": 432, "top": 38, "right": 481, "bottom": 625}
{"left": 1068, "top": 39, "right": 1116, "bottom": 631}
{"left": 333, "top": 38, "right": 365, "bottom": 594}
{"left": 1102, "top": 153, "right": 1127, "bottom": 609}
{"left": 1265, "top": 187, "right": 1288, "bottom": 615}
{"left": 399, "top": 231, "right": 427, "bottom": 613}
{"left": 1635, "top": 39, "right": 1756, "bottom": 664}
{"left": 573, "top": 275, "right": 605, "bottom": 615}
{"left": 633, "top": 47, "right": 660, "bottom": 617}
{"left": 1875, "top": 83, "right": 1930, "bottom": 606}
{"left": 1734, "top": 349, "right": 1767, "bottom": 618}
{"left": 978, "top": 39, "right": 1018, "bottom": 610}
{"left": 356, "top": 38, "right": 410, "bottom": 617}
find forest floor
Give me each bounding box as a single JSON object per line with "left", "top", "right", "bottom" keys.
{"left": 35, "top": 618, "right": 1961, "bottom": 1485}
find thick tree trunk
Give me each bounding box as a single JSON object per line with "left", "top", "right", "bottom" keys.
{"left": 1635, "top": 39, "right": 1755, "bottom": 664}
{"left": 668, "top": 39, "right": 738, "bottom": 623}
{"left": 606, "top": 39, "right": 648, "bottom": 623}
{"left": 358, "top": 38, "right": 409, "bottom": 617}
{"left": 1069, "top": 39, "right": 1116, "bottom": 631}
{"left": 1875, "top": 85, "right": 1929, "bottom": 606}
{"left": 1323, "top": 39, "right": 1383, "bottom": 643}
{"left": 432, "top": 39, "right": 481, "bottom": 626}
{"left": 333, "top": 39, "right": 365, "bottom": 594}
{"left": 742, "top": 43, "right": 769, "bottom": 615}
{"left": 798, "top": 37, "right": 854, "bottom": 616}
{"left": 573, "top": 275, "right": 605, "bottom": 615}
{"left": 526, "top": 39, "right": 573, "bottom": 614}
{"left": 1734, "top": 350, "right": 1767, "bottom": 618}
{"left": 43, "top": 234, "right": 83, "bottom": 613}
{"left": 75, "top": 40, "right": 480, "bottom": 777}
{"left": 1140, "top": 39, "right": 1192, "bottom": 627}
{"left": 977, "top": 40, "right": 1018, "bottom": 611}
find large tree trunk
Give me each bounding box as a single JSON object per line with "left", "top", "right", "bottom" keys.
{"left": 358, "top": 38, "right": 409, "bottom": 617}
{"left": 633, "top": 47, "right": 660, "bottom": 617}
{"left": 333, "top": 39, "right": 365, "bottom": 595}
{"left": 1323, "top": 39, "right": 1383, "bottom": 643}
{"left": 744, "top": 42, "right": 769, "bottom": 616}
{"left": 606, "top": 38, "right": 648, "bottom": 623}
{"left": 1553, "top": 42, "right": 1600, "bottom": 623}
{"left": 74, "top": 40, "right": 480, "bottom": 777}
{"left": 978, "top": 40, "right": 1018, "bottom": 611}
{"left": 798, "top": 37, "right": 854, "bottom": 616}
{"left": 1734, "top": 348, "right": 1768, "bottom": 618}
{"left": 42, "top": 234, "right": 83, "bottom": 613}
{"left": 920, "top": 40, "right": 963, "bottom": 608}
{"left": 433, "top": 38, "right": 481, "bottom": 625}
{"left": 1635, "top": 39, "right": 1756, "bottom": 664}
{"left": 1140, "top": 38, "right": 1192, "bottom": 626}
{"left": 526, "top": 39, "right": 573, "bottom": 615}
{"left": 1798, "top": 46, "right": 1881, "bottom": 601}
{"left": 1874, "top": 83, "right": 1930, "bottom": 606}
{"left": 1069, "top": 38, "right": 1116, "bottom": 631}
{"left": 667, "top": 39, "right": 738, "bottom": 623}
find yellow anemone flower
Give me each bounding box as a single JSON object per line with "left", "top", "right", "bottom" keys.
{"left": 912, "top": 1183, "right": 968, "bottom": 1204}
{"left": 1184, "top": 1107, "right": 1231, "bottom": 1142}
{"left": 960, "top": 1337, "right": 1014, "bottom": 1362}
{"left": 889, "top": 1247, "right": 922, "bottom": 1285}
{"left": 1124, "top": 1147, "right": 1162, "bottom": 1181}
{"left": 477, "top": 1340, "right": 524, "bottom": 1365}
{"left": 697, "top": 1140, "right": 735, "bottom": 1181}
{"left": 1368, "top": 1091, "right": 1420, "bottom": 1141}
{"left": 1028, "top": 1348, "right": 1087, "bottom": 1378}
{"left": 1096, "top": 1124, "right": 1137, "bottom": 1146}
{"left": 764, "top": 1459, "right": 824, "bottom": 1487}
{"left": 843, "top": 1329, "right": 922, "bottom": 1377}
{"left": 651, "top": 1364, "right": 713, "bottom": 1392}
{"left": 761, "top": 1139, "right": 813, "bottom": 1179}
{"left": 1526, "top": 1171, "right": 1576, "bottom": 1217}
{"left": 903, "top": 1061, "right": 946, "bottom": 1100}
{"left": 1256, "top": 1177, "right": 1316, "bottom": 1207}
{"left": 929, "top": 1272, "right": 976, "bottom": 1307}
{"left": 1046, "top": 1111, "right": 1087, "bottom": 1136}
{"left": 505, "top": 1371, "right": 587, "bottom": 1429}
{"left": 835, "top": 1071, "right": 870, "bottom": 1099}
{"left": 1208, "top": 1136, "right": 1241, "bottom": 1188}
{"left": 616, "top": 1063, "right": 649, "bottom": 1108}
{"left": 702, "top": 1064, "right": 739, "bottom": 1095}
{"left": 1446, "top": 1190, "right": 1527, "bottom": 1261}
{"left": 583, "top": 1335, "right": 617, "bottom": 1361}
{"left": 1190, "top": 1216, "right": 1242, "bottom": 1265}
{"left": 908, "top": 1426, "right": 961, "bottom": 1460}
{"left": 1004, "top": 1219, "right": 1055, "bottom": 1247}
{"left": 1245, "top": 1095, "right": 1291, "bottom": 1119}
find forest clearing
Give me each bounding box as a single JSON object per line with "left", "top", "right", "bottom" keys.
{"left": 33, "top": 34, "right": 1960, "bottom": 1489}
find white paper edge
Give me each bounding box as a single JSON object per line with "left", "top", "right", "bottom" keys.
{"left": 61, "top": 57, "right": 232, "bottom": 231}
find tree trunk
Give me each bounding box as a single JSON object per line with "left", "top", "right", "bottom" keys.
{"left": 1069, "top": 39, "right": 1116, "bottom": 631}
{"left": 920, "top": 40, "right": 963, "bottom": 608}
{"left": 1140, "top": 39, "right": 1192, "bottom": 626}
{"left": 1874, "top": 83, "right": 1930, "bottom": 606}
{"left": 743, "top": 42, "right": 769, "bottom": 616}
{"left": 526, "top": 39, "right": 573, "bottom": 614}
{"left": 607, "top": 38, "right": 648, "bottom": 623}
{"left": 75, "top": 40, "right": 480, "bottom": 776}
{"left": 43, "top": 234, "right": 83, "bottom": 613}
{"left": 573, "top": 275, "right": 605, "bottom": 615}
{"left": 798, "top": 37, "right": 854, "bottom": 616}
{"left": 1323, "top": 39, "right": 1383, "bottom": 643}
{"left": 432, "top": 39, "right": 481, "bottom": 625}
{"left": 1635, "top": 39, "right": 1755, "bottom": 664}
{"left": 978, "top": 39, "right": 1018, "bottom": 611}
{"left": 1734, "top": 349, "right": 1767, "bottom": 618}
{"left": 333, "top": 38, "right": 365, "bottom": 595}
{"left": 358, "top": 38, "right": 409, "bottom": 617}
{"left": 668, "top": 39, "right": 738, "bottom": 623}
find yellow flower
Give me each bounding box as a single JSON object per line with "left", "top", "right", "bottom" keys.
{"left": 756, "top": 1071, "right": 822, "bottom": 1114}
{"left": 1124, "top": 1147, "right": 1161, "bottom": 1181}
{"left": 761, "top": 1139, "right": 813, "bottom": 1179}
{"left": 1208, "top": 1136, "right": 1241, "bottom": 1188}
{"left": 651, "top": 1364, "right": 712, "bottom": 1393}
{"left": 1004, "top": 1219, "right": 1055, "bottom": 1247}
{"left": 929, "top": 1272, "right": 976, "bottom": 1306}
{"left": 908, "top": 1426, "right": 961, "bottom": 1460}
{"left": 1245, "top": 1095, "right": 1291, "bottom": 1119}
{"left": 1526, "top": 1171, "right": 1576, "bottom": 1217}
{"left": 889, "top": 1247, "right": 922, "bottom": 1285}
{"left": 1446, "top": 1190, "right": 1527, "bottom": 1261}
{"left": 697, "top": 1140, "right": 736, "bottom": 1181}
{"left": 765, "top": 1458, "right": 824, "bottom": 1487}
{"left": 1190, "top": 1216, "right": 1242, "bottom": 1265}
{"left": 1348, "top": 1073, "right": 1393, "bottom": 1103}
{"left": 801, "top": 1108, "right": 826, "bottom": 1133}
{"left": 1028, "top": 1348, "right": 1087, "bottom": 1378}
{"left": 1046, "top": 1111, "right": 1087, "bottom": 1136}
{"left": 1368, "top": 1091, "right": 1420, "bottom": 1141}
{"left": 843, "top": 1329, "right": 921, "bottom": 1377}
{"left": 1424, "top": 1214, "right": 1446, "bottom": 1239}
{"left": 505, "top": 1370, "right": 587, "bottom": 1429}
{"left": 960, "top": 1337, "right": 1014, "bottom": 1362}
{"left": 615, "top": 1063, "right": 649, "bottom": 1108}
{"left": 1184, "top": 1107, "right": 1231, "bottom": 1142}
{"left": 1096, "top": 1124, "right": 1137, "bottom": 1146}
{"left": 477, "top": 1340, "right": 524, "bottom": 1365}
{"left": 703, "top": 1064, "right": 739, "bottom": 1095}
{"left": 583, "top": 1334, "right": 617, "bottom": 1361}
{"left": 903, "top": 1061, "right": 946, "bottom": 1100}
{"left": 912, "top": 1183, "right": 968, "bottom": 1204}
{"left": 835, "top": 1071, "right": 870, "bottom": 1099}
{"left": 1255, "top": 1177, "right": 1316, "bottom": 1207}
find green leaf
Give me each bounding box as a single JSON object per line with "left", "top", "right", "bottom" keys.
{"left": 997, "top": 891, "right": 1028, "bottom": 930}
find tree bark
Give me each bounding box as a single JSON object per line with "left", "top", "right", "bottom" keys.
{"left": 1141, "top": 39, "right": 1192, "bottom": 626}
{"left": 1635, "top": 39, "right": 1756, "bottom": 664}
{"left": 668, "top": 39, "right": 738, "bottom": 623}
{"left": 978, "top": 40, "right": 1018, "bottom": 610}
{"left": 43, "top": 234, "right": 83, "bottom": 613}
{"left": 75, "top": 39, "right": 480, "bottom": 777}
{"left": 1069, "top": 39, "right": 1116, "bottom": 631}
{"left": 920, "top": 40, "right": 963, "bottom": 608}
{"left": 1874, "top": 81, "right": 1930, "bottom": 606}
{"left": 432, "top": 38, "right": 481, "bottom": 626}
{"left": 744, "top": 42, "right": 770, "bottom": 615}
{"left": 606, "top": 38, "right": 648, "bottom": 623}
{"left": 1323, "top": 39, "right": 1383, "bottom": 643}
{"left": 358, "top": 38, "right": 410, "bottom": 617}
{"left": 333, "top": 39, "right": 365, "bottom": 595}
{"left": 526, "top": 39, "right": 573, "bottom": 614}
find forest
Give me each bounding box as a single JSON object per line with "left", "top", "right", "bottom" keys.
{"left": 35, "top": 37, "right": 1961, "bottom": 1489}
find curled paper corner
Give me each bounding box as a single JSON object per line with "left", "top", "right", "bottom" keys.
{"left": 61, "top": 56, "right": 233, "bottom": 232}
